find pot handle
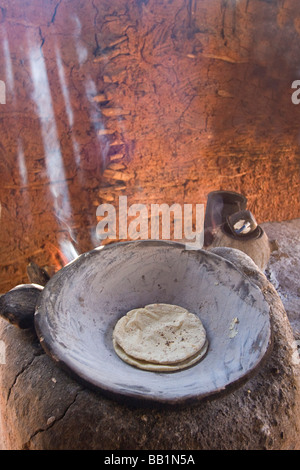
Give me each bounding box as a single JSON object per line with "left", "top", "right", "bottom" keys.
{"left": 0, "top": 284, "right": 44, "bottom": 329}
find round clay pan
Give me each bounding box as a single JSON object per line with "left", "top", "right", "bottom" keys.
{"left": 34, "top": 240, "right": 273, "bottom": 406}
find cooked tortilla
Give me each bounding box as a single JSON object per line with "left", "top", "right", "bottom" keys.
{"left": 113, "top": 337, "right": 208, "bottom": 371}
{"left": 112, "top": 303, "right": 208, "bottom": 369}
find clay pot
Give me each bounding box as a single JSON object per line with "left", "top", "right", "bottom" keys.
{"left": 204, "top": 190, "right": 248, "bottom": 247}
{"left": 209, "top": 223, "right": 271, "bottom": 271}
{"left": 204, "top": 191, "right": 248, "bottom": 231}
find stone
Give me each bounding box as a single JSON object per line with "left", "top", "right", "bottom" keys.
{"left": 0, "top": 248, "right": 299, "bottom": 450}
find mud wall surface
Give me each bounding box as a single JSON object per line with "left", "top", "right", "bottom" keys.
{"left": 0, "top": 0, "right": 299, "bottom": 291}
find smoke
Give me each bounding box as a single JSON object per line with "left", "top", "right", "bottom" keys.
{"left": 28, "top": 40, "right": 76, "bottom": 243}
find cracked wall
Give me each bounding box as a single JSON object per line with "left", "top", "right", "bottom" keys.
{"left": 0, "top": 0, "right": 299, "bottom": 292}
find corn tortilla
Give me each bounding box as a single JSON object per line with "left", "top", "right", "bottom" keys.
{"left": 113, "top": 337, "right": 208, "bottom": 371}
{"left": 112, "top": 303, "right": 208, "bottom": 370}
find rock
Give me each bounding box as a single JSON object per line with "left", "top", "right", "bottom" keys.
{"left": 0, "top": 249, "right": 299, "bottom": 450}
